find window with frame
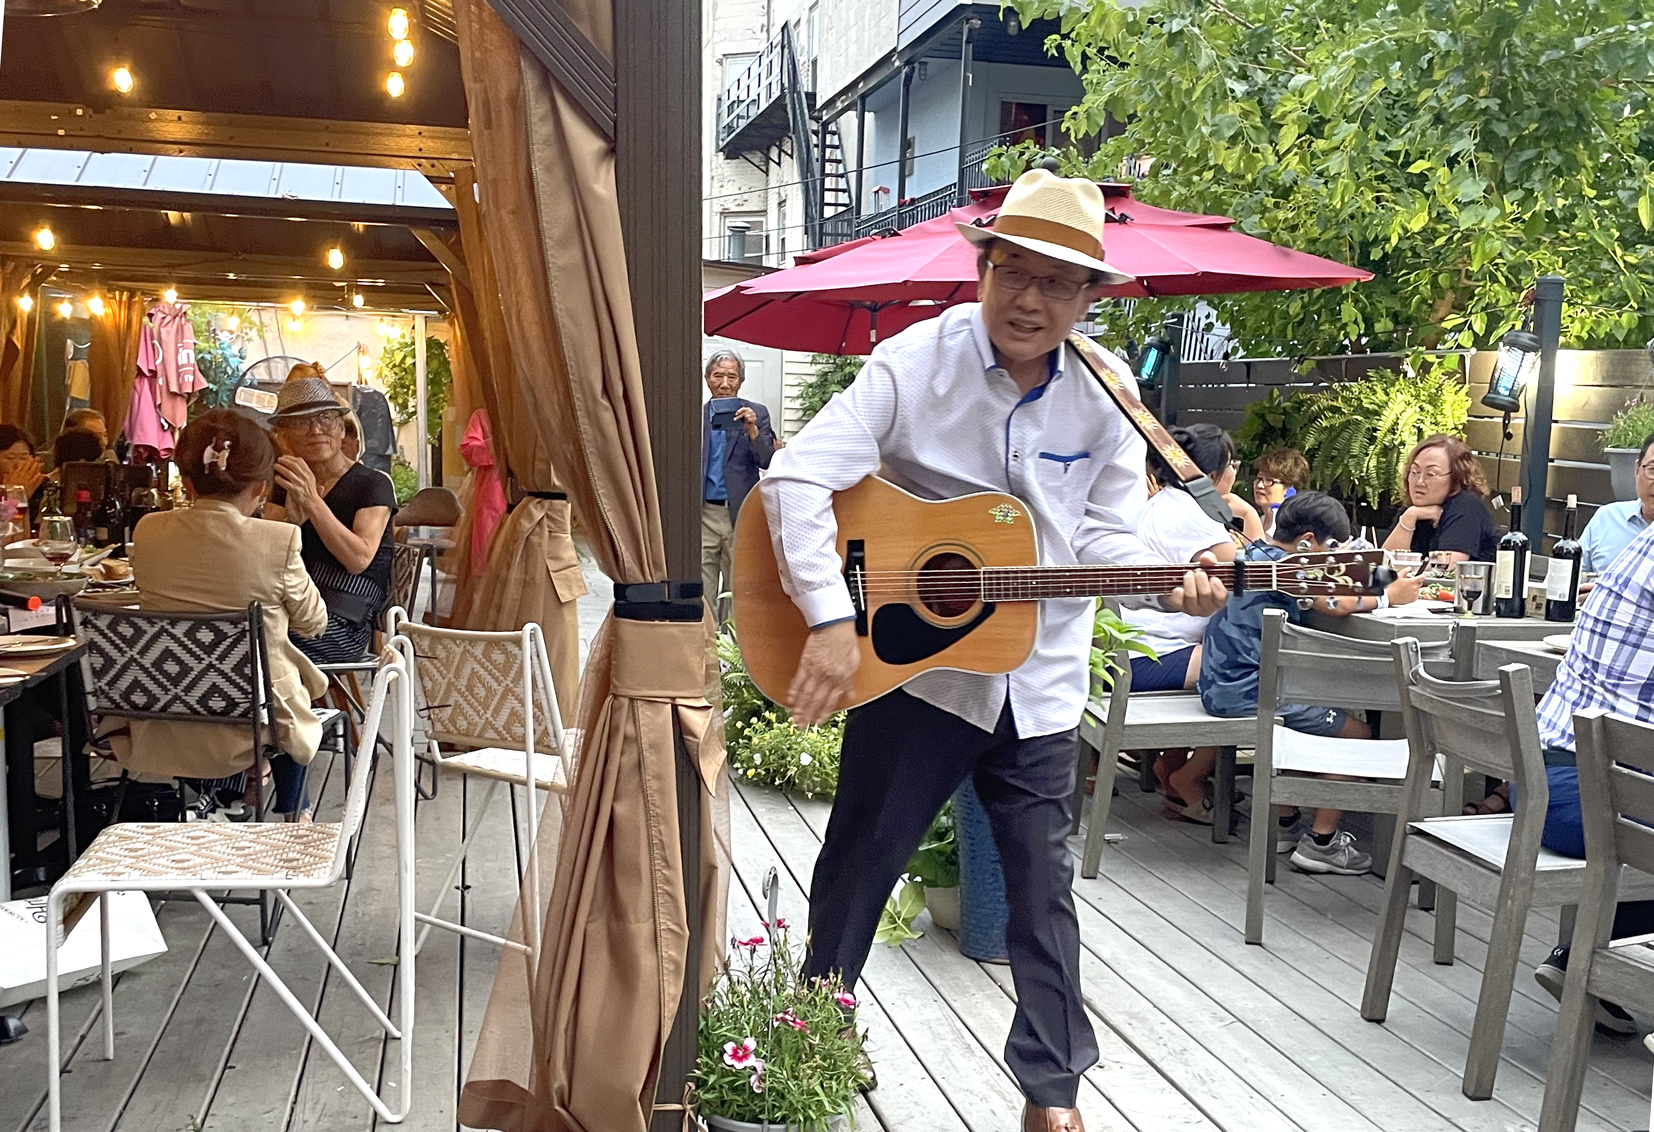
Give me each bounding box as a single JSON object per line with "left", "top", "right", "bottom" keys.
{"left": 721, "top": 213, "right": 766, "bottom": 265}
{"left": 999, "top": 101, "right": 1049, "bottom": 147}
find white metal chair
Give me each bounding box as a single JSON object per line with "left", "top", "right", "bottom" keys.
{"left": 44, "top": 656, "right": 416, "bottom": 1129}
{"left": 391, "top": 619, "right": 571, "bottom": 958}
{"left": 1540, "top": 710, "right": 1654, "bottom": 1132}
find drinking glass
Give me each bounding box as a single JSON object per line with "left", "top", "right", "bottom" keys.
{"left": 1455, "top": 561, "right": 1493, "bottom": 616}
{"left": 38, "top": 515, "right": 78, "bottom": 574}
{"left": 1387, "top": 550, "right": 1423, "bottom": 576}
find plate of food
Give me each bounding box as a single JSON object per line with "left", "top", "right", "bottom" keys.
{"left": 0, "top": 635, "right": 78, "bottom": 657}
{"left": 1542, "top": 634, "right": 1573, "bottom": 655}
{"left": 0, "top": 569, "right": 87, "bottom": 599}
{"left": 1417, "top": 580, "right": 1457, "bottom": 604}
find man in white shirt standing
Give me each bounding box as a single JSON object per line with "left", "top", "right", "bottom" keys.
{"left": 758, "top": 170, "right": 1228, "bottom": 1132}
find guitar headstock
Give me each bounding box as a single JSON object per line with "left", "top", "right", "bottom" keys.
{"left": 1247, "top": 549, "right": 1396, "bottom": 596}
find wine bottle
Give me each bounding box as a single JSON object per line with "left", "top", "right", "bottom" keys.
{"left": 1545, "top": 493, "right": 1583, "bottom": 622}
{"left": 71, "top": 488, "right": 95, "bottom": 546}
{"left": 91, "top": 489, "right": 123, "bottom": 549}
{"left": 1494, "top": 487, "right": 1530, "bottom": 619}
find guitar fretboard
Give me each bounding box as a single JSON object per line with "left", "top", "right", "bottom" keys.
{"left": 978, "top": 564, "right": 1233, "bottom": 602}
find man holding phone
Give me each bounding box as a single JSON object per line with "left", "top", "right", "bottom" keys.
{"left": 702, "top": 349, "right": 776, "bottom": 622}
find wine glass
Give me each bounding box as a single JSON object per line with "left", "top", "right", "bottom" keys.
{"left": 38, "top": 515, "right": 78, "bottom": 575}
{"left": 1455, "top": 561, "right": 1493, "bottom": 617}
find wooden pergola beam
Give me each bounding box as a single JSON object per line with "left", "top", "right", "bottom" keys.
{"left": 0, "top": 241, "right": 448, "bottom": 286}
{"left": 0, "top": 100, "right": 472, "bottom": 179}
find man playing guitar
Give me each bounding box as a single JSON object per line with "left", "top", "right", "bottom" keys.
{"left": 758, "top": 169, "right": 1229, "bottom": 1132}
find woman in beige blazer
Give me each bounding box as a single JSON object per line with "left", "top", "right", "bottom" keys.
{"left": 128, "top": 410, "right": 330, "bottom": 818}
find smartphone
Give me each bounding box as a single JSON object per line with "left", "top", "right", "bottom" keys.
{"left": 709, "top": 396, "right": 742, "bottom": 431}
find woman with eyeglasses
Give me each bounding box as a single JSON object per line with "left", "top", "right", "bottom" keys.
{"left": 264, "top": 364, "right": 398, "bottom": 663}
{"left": 1381, "top": 433, "right": 1497, "bottom": 563}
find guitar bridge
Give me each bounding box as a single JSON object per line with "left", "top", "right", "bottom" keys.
{"left": 844, "top": 540, "right": 868, "bottom": 637}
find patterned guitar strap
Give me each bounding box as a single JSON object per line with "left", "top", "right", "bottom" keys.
{"left": 1066, "top": 331, "right": 1237, "bottom": 530}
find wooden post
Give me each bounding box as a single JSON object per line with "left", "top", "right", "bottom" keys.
{"left": 614, "top": 0, "right": 703, "bottom": 1127}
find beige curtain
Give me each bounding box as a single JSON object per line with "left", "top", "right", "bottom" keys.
{"left": 0, "top": 260, "right": 44, "bottom": 430}
{"left": 87, "top": 290, "right": 146, "bottom": 440}
{"left": 452, "top": 1, "right": 729, "bottom": 1130}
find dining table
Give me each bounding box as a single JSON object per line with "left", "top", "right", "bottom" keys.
{"left": 0, "top": 640, "right": 92, "bottom": 903}
{"left": 1306, "top": 601, "right": 1575, "bottom": 644}
{"left": 1473, "top": 637, "right": 1567, "bottom": 693}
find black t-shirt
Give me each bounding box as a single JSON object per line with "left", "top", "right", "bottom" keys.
{"left": 1405, "top": 488, "right": 1497, "bottom": 562}
{"left": 272, "top": 462, "right": 398, "bottom": 593}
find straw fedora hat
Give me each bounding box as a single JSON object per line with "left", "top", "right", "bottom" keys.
{"left": 269, "top": 363, "right": 345, "bottom": 421}
{"left": 959, "top": 168, "right": 1133, "bottom": 285}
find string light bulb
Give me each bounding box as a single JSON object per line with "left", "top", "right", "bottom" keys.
{"left": 289, "top": 298, "right": 306, "bottom": 316}
{"left": 393, "top": 38, "right": 414, "bottom": 67}
{"left": 111, "top": 65, "right": 134, "bottom": 94}
{"left": 224, "top": 313, "right": 240, "bottom": 332}
{"left": 388, "top": 7, "right": 410, "bottom": 39}
{"left": 55, "top": 299, "right": 72, "bottom": 318}
{"left": 15, "top": 295, "right": 32, "bottom": 313}
{"left": 385, "top": 71, "right": 405, "bottom": 98}
{"left": 351, "top": 291, "right": 366, "bottom": 308}
{"left": 326, "top": 247, "right": 345, "bottom": 271}
{"left": 33, "top": 227, "right": 54, "bottom": 252}
{"left": 287, "top": 317, "right": 303, "bottom": 334}
{"left": 162, "top": 287, "right": 178, "bottom": 304}
{"left": 87, "top": 295, "right": 105, "bottom": 317}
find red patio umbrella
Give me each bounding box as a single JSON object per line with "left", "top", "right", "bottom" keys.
{"left": 704, "top": 184, "right": 1370, "bottom": 354}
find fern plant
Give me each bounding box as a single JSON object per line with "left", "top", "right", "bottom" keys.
{"left": 1290, "top": 369, "right": 1468, "bottom": 509}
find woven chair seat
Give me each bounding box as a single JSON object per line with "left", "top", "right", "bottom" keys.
{"left": 439, "top": 749, "right": 567, "bottom": 792}
{"left": 61, "top": 821, "right": 341, "bottom": 886}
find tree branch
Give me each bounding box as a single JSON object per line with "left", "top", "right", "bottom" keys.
{"left": 1207, "top": 0, "right": 1311, "bottom": 67}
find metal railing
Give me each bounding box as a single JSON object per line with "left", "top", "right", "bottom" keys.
{"left": 851, "top": 183, "right": 958, "bottom": 239}
{"left": 716, "top": 32, "right": 790, "bottom": 152}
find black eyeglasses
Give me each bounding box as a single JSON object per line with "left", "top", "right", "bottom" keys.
{"left": 989, "top": 262, "right": 1089, "bottom": 301}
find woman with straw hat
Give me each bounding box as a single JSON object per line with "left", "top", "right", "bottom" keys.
{"left": 264, "top": 363, "right": 398, "bottom": 663}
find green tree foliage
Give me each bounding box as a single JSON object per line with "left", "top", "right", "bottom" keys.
{"left": 1004, "top": 0, "right": 1654, "bottom": 355}
{"left": 185, "top": 305, "right": 250, "bottom": 411}
{"left": 381, "top": 334, "right": 453, "bottom": 426}
{"left": 796, "top": 353, "right": 862, "bottom": 424}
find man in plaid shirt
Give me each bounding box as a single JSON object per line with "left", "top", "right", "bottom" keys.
{"left": 1529, "top": 522, "right": 1654, "bottom": 1031}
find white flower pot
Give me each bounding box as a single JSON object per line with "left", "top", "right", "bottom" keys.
{"left": 1607, "top": 448, "right": 1640, "bottom": 501}
{"left": 703, "top": 1113, "right": 850, "bottom": 1132}
{"left": 924, "top": 884, "right": 961, "bottom": 932}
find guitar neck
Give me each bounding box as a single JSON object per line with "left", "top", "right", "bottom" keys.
{"left": 980, "top": 564, "right": 1237, "bottom": 601}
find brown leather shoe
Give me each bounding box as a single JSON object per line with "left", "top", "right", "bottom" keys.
{"left": 1022, "top": 1102, "right": 1085, "bottom": 1132}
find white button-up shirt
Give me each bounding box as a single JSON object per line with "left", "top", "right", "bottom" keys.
{"left": 759, "top": 303, "right": 1154, "bottom": 737}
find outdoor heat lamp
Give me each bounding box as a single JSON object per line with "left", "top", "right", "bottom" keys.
{"left": 1482, "top": 328, "right": 1540, "bottom": 413}
{"left": 1136, "top": 335, "right": 1172, "bottom": 390}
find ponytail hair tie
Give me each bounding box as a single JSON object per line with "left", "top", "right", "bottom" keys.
{"left": 204, "top": 438, "right": 232, "bottom": 473}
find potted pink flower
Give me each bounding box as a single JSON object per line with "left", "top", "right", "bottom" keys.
{"left": 695, "top": 920, "right": 867, "bottom": 1131}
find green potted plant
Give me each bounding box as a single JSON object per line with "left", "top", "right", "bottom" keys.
{"left": 1603, "top": 393, "right": 1654, "bottom": 501}
{"left": 718, "top": 626, "right": 845, "bottom": 799}
{"left": 695, "top": 925, "right": 867, "bottom": 1131}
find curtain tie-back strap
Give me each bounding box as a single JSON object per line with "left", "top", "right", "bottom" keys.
{"left": 610, "top": 616, "right": 722, "bottom": 794}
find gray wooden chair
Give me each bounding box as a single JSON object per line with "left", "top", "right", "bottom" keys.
{"left": 1361, "top": 643, "right": 1551, "bottom": 1099}
{"left": 1539, "top": 710, "right": 1654, "bottom": 1132}
{"left": 1244, "top": 609, "right": 1471, "bottom": 945}
{"left": 1075, "top": 648, "right": 1253, "bottom": 876}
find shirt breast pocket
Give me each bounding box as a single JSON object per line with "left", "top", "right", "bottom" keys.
{"left": 1034, "top": 451, "right": 1092, "bottom": 533}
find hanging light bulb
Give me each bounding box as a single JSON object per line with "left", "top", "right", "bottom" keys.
{"left": 33, "top": 227, "right": 55, "bottom": 252}
{"left": 15, "top": 295, "right": 32, "bottom": 313}
{"left": 287, "top": 317, "right": 303, "bottom": 334}
{"left": 162, "top": 286, "right": 178, "bottom": 305}
{"left": 393, "top": 38, "right": 414, "bottom": 67}
{"left": 385, "top": 71, "right": 406, "bottom": 98}
{"left": 289, "top": 298, "right": 306, "bottom": 316}
{"left": 87, "top": 295, "right": 105, "bottom": 317}
{"left": 351, "top": 291, "right": 366, "bottom": 309}
{"left": 55, "top": 299, "right": 73, "bottom": 319}
{"left": 388, "top": 7, "right": 410, "bottom": 39}
{"left": 224, "top": 313, "right": 241, "bottom": 332}
{"left": 111, "top": 65, "right": 135, "bottom": 95}
{"left": 326, "top": 247, "right": 345, "bottom": 271}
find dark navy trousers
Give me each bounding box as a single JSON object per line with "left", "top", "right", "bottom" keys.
{"left": 801, "top": 689, "right": 1098, "bottom": 1108}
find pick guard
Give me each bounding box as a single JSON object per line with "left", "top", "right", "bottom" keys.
{"left": 870, "top": 602, "right": 997, "bottom": 666}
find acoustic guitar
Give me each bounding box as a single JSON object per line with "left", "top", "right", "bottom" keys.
{"left": 733, "top": 476, "right": 1392, "bottom": 710}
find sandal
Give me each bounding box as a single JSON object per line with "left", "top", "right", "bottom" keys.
{"left": 1167, "top": 794, "right": 1215, "bottom": 825}
{"left": 1464, "top": 783, "right": 1511, "bottom": 816}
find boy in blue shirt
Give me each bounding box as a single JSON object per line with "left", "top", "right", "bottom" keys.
{"left": 1199, "top": 492, "right": 1423, "bottom": 875}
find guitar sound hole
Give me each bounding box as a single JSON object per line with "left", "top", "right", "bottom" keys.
{"left": 916, "top": 552, "right": 979, "bottom": 619}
